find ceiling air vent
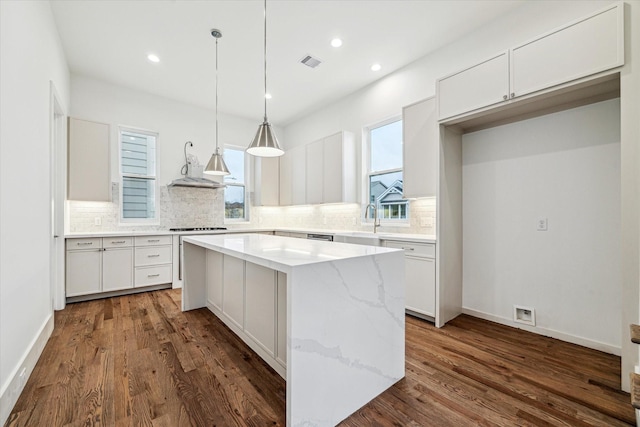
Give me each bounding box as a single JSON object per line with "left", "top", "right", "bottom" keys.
{"left": 300, "top": 54, "right": 322, "bottom": 68}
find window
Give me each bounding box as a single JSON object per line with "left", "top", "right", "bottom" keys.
{"left": 224, "top": 148, "right": 247, "bottom": 221}
{"left": 120, "top": 128, "right": 157, "bottom": 221}
{"left": 367, "top": 118, "right": 408, "bottom": 221}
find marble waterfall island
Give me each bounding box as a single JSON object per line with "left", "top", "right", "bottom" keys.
{"left": 181, "top": 233, "right": 405, "bottom": 426}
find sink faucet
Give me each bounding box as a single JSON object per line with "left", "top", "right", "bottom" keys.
{"left": 365, "top": 203, "right": 380, "bottom": 233}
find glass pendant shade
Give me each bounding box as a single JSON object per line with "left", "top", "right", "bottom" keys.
{"left": 247, "top": 120, "right": 284, "bottom": 157}
{"left": 204, "top": 147, "right": 230, "bottom": 175}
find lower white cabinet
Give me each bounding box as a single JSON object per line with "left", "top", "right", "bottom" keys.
{"left": 206, "top": 250, "right": 223, "bottom": 310}
{"left": 222, "top": 255, "right": 245, "bottom": 329}
{"left": 383, "top": 240, "right": 436, "bottom": 318}
{"left": 245, "top": 263, "right": 276, "bottom": 357}
{"left": 276, "top": 272, "right": 287, "bottom": 366}
{"left": 66, "top": 248, "right": 103, "bottom": 297}
{"left": 102, "top": 247, "right": 134, "bottom": 292}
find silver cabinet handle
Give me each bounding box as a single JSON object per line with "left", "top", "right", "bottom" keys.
{"left": 78, "top": 242, "right": 93, "bottom": 246}
{"left": 148, "top": 239, "right": 160, "bottom": 242}
{"left": 402, "top": 247, "right": 415, "bottom": 251}
{"left": 112, "top": 240, "right": 126, "bottom": 244}
{"left": 147, "top": 274, "right": 160, "bottom": 278}
{"left": 147, "top": 254, "right": 160, "bottom": 258}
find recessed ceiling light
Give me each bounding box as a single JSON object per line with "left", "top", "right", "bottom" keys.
{"left": 147, "top": 54, "right": 160, "bottom": 63}
{"left": 265, "top": 93, "right": 272, "bottom": 99}
{"left": 371, "top": 63, "right": 381, "bottom": 71}
{"left": 331, "top": 38, "right": 343, "bottom": 48}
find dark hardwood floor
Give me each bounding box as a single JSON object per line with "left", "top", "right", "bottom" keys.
{"left": 5, "top": 289, "right": 634, "bottom": 426}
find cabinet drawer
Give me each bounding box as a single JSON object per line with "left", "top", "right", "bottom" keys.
{"left": 383, "top": 241, "right": 435, "bottom": 258}
{"left": 135, "top": 235, "right": 172, "bottom": 247}
{"left": 135, "top": 265, "right": 172, "bottom": 287}
{"left": 67, "top": 238, "right": 102, "bottom": 250}
{"left": 103, "top": 236, "right": 133, "bottom": 248}
{"left": 135, "top": 245, "right": 172, "bottom": 266}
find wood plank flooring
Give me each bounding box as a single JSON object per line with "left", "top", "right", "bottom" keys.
{"left": 5, "top": 289, "right": 634, "bottom": 426}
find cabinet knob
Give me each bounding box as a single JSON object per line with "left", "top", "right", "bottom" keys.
{"left": 510, "top": 92, "right": 515, "bottom": 98}
{"left": 503, "top": 95, "right": 508, "bottom": 100}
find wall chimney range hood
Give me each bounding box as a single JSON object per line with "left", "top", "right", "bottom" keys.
{"left": 168, "top": 176, "right": 225, "bottom": 189}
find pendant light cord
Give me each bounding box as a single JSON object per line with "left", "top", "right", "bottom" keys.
{"left": 215, "top": 36, "right": 220, "bottom": 154}
{"left": 263, "top": 0, "right": 268, "bottom": 123}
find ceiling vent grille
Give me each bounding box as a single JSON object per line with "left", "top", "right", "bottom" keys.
{"left": 300, "top": 54, "right": 322, "bottom": 68}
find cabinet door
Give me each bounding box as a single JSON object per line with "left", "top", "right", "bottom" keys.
{"left": 437, "top": 51, "right": 509, "bottom": 120}
{"left": 279, "top": 150, "right": 293, "bottom": 206}
{"left": 511, "top": 4, "right": 623, "bottom": 98}
{"left": 255, "top": 157, "right": 280, "bottom": 206}
{"left": 66, "top": 250, "right": 102, "bottom": 297}
{"left": 291, "top": 146, "right": 307, "bottom": 205}
{"left": 206, "top": 250, "right": 223, "bottom": 310}
{"left": 276, "top": 272, "right": 287, "bottom": 367}
{"left": 102, "top": 248, "right": 133, "bottom": 292}
{"left": 403, "top": 97, "right": 437, "bottom": 198}
{"left": 305, "top": 140, "right": 324, "bottom": 204}
{"left": 322, "top": 133, "right": 343, "bottom": 204}
{"left": 405, "top": 256, "right": 436, "bottom": 317}
{"left": 222, "top": 255, "right": 245, "bottom": 329}
{"left": 68, "top": 118, "right": 110, "bottom": 201}
{"left": 245, "top": 262, "right": 276, "bottom": 356}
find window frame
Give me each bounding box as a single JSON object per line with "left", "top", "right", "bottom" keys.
{"left": 223, "top": 146, "right": 250, "bottom": 223}
{"left": 363, "top": 115, "right": 409, "bottom": 225}
{"left": 118, "top": 126, "right": 159, "bottom": 224}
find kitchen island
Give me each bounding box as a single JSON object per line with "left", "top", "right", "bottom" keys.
{"left": 181, "top": 233, "right": 405, "bottom": 426}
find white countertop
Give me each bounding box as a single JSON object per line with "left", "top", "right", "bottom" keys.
{"left": 65, "top": 227, "right": 436, "bottom": 243}
{"left": 182, "top": 233, "right": 400, "bottom": 271}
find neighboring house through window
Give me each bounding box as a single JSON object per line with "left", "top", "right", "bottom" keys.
{"left": 224, "top": 148, "right": 247, "bottom": 221}
{"left": 366, "top": 118, "right": 408, "bottom": 221}
{"left": 120, "top": 128, "right": 158, "bottom": 222}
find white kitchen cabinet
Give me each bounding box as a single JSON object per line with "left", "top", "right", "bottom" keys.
{"left": 402, "top": 97, "right": 438, "bottom": 198}
{"left": 206, "top": 250, "right": 223, "bottom": 310}
{"left": 254, "top": 157, "right": 280, "bottom": 206}
{"left": 437, "top": 52, "right": 510, "bottom": 120}
{"left": 222, "top": 255, "right": 245, "bottom": 329}
{"left": 323, "top": 131, "right": 356, "bottom": 204}
{"left": 437, "top": 3, "right": 623, "bottom": 121}
{"left": 279, "top": 145, "right": 306, "bottom": 206}
{"left": 305, "top": 140, "right": 324, "bottom": 205}
{"left": 245, "top": 262, "right": 276, "bottom": 357}
{"left": 102, "top": 247, "right": 133, "bottom": 292}
{"left": 133, "top": 235, "right": 172, "bottom": 287}
{"left": 511, "top": 3, "right": 623, "bottom": 98}
{"left": 276, "top": 271, "right": 287, "bottom": 367}
{"left": 66, "top": 247, "right": 102, "bottom": 297}
{"left": 383, "top": 240, "right": 436, "bottom": 318}
{"left": 68, "top": 117, "right": 110, "bottom": 201}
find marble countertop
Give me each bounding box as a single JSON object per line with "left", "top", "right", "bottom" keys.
{"left": 182, "top": 233, "right": 400, "bottom": 272}
{"left": 66, "top": 227, "right": 436, "bottom": 243}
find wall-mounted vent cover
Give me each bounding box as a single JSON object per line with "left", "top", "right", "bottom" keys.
{"left": 300, "top": 55, "right": 322, "bottom": 68}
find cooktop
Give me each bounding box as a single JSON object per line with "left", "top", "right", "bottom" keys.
{"left": 169, "top": 227, "right": 227, "bottom": 232}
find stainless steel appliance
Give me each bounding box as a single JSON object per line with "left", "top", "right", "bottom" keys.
{"left": 306, "top": 233, "right": 333, "bottom": 242}
{"left": 174, "top": 227, "right": 227, "bottom": 279}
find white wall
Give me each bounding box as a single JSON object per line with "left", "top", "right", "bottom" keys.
{"left": 70, "top": 75, "right": 279, "bottom": 191}
{"left": 0, "top": 1, "right": 70, "bottom": 423}
{"left": 462, "top": 99, "right": 621, "bottom": 352}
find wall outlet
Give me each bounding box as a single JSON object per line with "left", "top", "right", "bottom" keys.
{"left": 514, "top": 305, "right": 536, "bottom": 326}
{"left": 94, "top": 217, "right": 102, "bottom": 226}
{"left": 536, "top": 217, "right": 547, "bottom": 231}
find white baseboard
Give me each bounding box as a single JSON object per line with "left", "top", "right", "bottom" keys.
{"left": 0, "top": 313, "right": 54, "bottom": 426}
{"left": 461, "top": 307, "right": 620, "bottom": 356}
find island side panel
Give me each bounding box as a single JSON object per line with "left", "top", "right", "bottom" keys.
{"left": 182, "top": 242, "right": 207, "bottom": 311}
{"left": 286, "top": 250, "right": 405, "bottom": 426}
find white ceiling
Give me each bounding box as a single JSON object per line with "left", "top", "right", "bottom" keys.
{"left": 51, "top": 0, "right": 524, "bottom": 126}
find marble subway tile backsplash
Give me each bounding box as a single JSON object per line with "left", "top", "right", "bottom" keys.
{"left": 69, "top": 183, "right": 435, "bottom": 235}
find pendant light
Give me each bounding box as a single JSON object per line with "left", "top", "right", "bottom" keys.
{"left": 246, "top": 0, "right": 284, "bottom": 157}
{"left": 204, "top": 29, "right": 230, "bottom": 176}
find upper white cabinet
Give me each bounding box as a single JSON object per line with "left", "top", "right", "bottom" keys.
{"left": 402, "top": 97, "right": 438, "bottom": 198}
{"left": 305, "top": 139, "right": 324, "bottom": 205}
{"left": 323, "top": 132, "right": 356, "bottom": 204}
{"left": 279, "top": 145, "right": 306, "bottom": 206}
{"left": 68, "top": 117, "right": 110, "bottom": 201}
{"left": 437, "top": 3, "right": 624, "bottom": 121}
{"left": 511, "top": 4, "right": 623, "bottom": 98}
{"left": 437, "top": 52, "right": 510, "bottom": 120}
{"left": 253, "top": 157, "right": 280, "bottom": 206}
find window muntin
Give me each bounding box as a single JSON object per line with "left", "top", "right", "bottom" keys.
{"left": 224, "top": 148, "right": 247, "bottom": 221}
{"left": 367, "top": 119, "right": 408, "bottom": 222}
{"left": 120, "top": 129, "right": 158, "bottom": 221}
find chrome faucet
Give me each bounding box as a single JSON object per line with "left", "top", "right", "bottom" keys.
{"left": 365, "top": 203, "right": 380, "bottom": 233}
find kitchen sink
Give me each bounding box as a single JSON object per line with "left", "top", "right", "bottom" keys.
{"left": 333, "top": 232, "right": 381, "bottom": 246}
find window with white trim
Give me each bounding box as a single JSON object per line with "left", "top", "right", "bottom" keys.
{"left": 119, "top": 128, "right": 158, "bottom": 221}
{"left": 366, "top": 118, "right": 408, "bottom": 222}
{"left": 224, "top": 148, "right": 248, "bottom": 221}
